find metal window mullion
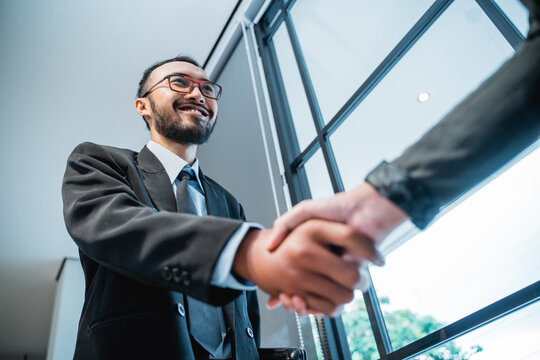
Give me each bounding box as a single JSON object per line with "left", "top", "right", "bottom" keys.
{"left": 321, "top": 0, "right": 454, "bottom": 139}
{"left": 283, "top": 12, "right": 345, "bottom": 193}
{"left": 387, "top": 280, "right": 540, "bottom": 360}
{"left": 255, "top": 21, "right": 311, "bottom": 203}
{"left": 362, "top": 272, "right": 393, "bottom": 360}
{"left": 262, "top": 0, "right": 285, "bottom": 40}
{"left": 474, "top": 0, "right": 525, "bottom": 50}
{"left": 291, "top": 138, "right": 319, "bottom": 170}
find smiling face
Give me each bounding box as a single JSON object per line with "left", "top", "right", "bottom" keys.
{"left": 138, "top": 61, "right": 218, "bottom": 145}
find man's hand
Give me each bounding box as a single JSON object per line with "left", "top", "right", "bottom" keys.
{"left": 265, "top": 182, "right": 409, "bottom": 315}
{"left": 269, "top": 182, "right": 408, "bottom": 251}
{"left": 232, "top": 219, "right": 384, "bottom": 316}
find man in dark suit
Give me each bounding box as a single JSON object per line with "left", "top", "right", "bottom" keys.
{"left": 62, "top": 56, "right": 381, "bottom": 359}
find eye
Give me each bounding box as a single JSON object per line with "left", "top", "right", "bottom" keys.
{"left": 201, "top": 83, "right": 215, "bottom": 95}
{"left": 171, "top": 76, "right": 189, "bottom": 88}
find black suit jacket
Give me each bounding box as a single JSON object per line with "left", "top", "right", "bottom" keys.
{"left": 62, "top": 142, "right": 260, "bottom": 359}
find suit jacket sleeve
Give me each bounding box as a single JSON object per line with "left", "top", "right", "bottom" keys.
{"left": 366, "top": 19, "right": 540, "bottom": 229}
{"left": 62, "top": 142, "right": 245, "bottom": 305}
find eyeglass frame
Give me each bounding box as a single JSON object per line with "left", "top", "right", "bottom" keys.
{"left": 140, "top": 73, "right": 222, "bottom": 100}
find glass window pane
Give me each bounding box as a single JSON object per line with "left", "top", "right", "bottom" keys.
{"left": 370, "top": 145, "right": 540, "bottom": 348}
{"left": 331, "top": 0, "right": 515, "bottom": 190}
{"left": 412, "top": 301, "right": 540, "bottom": 360}
{"left": 273, "top": 24, "right": 318, "bottom": 151}
{"left": 493, "top": 0, "right": 530, "bottom": 36}
{"left": 304, "top": 149, "right": 334, "bottom": 199}
{"left": 290, "top": 0, "right": 434, "bottom": 123}
{"left": 342, "top": 293, "right": 379, "bottom": 360}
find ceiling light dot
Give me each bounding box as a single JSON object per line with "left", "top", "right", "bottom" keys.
{"left": 417, "top": 92, "right": 431, "bottom": 103}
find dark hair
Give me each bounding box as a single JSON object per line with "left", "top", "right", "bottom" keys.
{"left": 137, "top": 55, "right": 202, "bottom": 129}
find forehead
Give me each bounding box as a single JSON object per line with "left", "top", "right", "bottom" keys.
{"left": 149, "top": 61, "right": 209, "bottom": 83}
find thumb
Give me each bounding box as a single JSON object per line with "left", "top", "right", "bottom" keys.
{"left": 266, "top": 225, "right": 289, "bottom": 251}
{"left": 268, "top": 199, "right": 334, "bottom": 251}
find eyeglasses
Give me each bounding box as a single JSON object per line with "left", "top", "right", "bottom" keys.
{"left": 141, "top": 74, "right": 222, "bottom": 100}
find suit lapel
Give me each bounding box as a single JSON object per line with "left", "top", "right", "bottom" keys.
{"left": 136, "top": 146, "right": 177, "bottom": 212}
{"left": 200, "top": 169, "right": 230, "bottom": 218}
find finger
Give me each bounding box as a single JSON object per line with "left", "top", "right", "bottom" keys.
{"left": 311, "top": 221, "right": 385, "bottom": 266}
{"left": 341, "top": 252, "right": 364, "bottom": 267}
{"left": 292, "top": 240, "right": 363, "bottom": 290}
{"left": 266, "top": 296, "right": 281, "bottom": 309}
{"left": 279, "top": 293, "right": 294, "bottom": 312}
{"left": 302, "top": 293, "right": 343, "bottom": 317}
{"left": 285, "top": 267, "right": 355, "bottom": 307}
{"left": 278, "top": 293, "right": 306, "bottom": 315}
{"left": 291, "top": 295, "right": 307, "bottom": 315}
{"left": 269, "top": 199, "right": 342, "bottom": 250}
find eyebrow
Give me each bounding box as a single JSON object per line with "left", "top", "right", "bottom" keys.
{"left": 169, "top": 72, "right": 211, "bottom": 82}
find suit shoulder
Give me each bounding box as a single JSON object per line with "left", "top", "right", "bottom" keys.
{"left": 70, "top": 142, "right": 138, "bottom": 162}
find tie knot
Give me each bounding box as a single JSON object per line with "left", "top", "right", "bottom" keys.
{"left": 178, "top": 167, "right": 196, "bottom": 181}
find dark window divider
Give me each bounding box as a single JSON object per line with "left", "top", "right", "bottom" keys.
{"left": 283, "top": 7, "right": 345, "bottom": 194}
{"left": 322, "top": 0, "right": 454, "bottom": 139}
{"left": 387, "top": 280, "right": 540, "bottom": 360}
{"left": 363, "top": 271, "right": 394, "bottom": 359}
{"left": 255, "top": 18, "right": 312, "bottom": 203}
{"left": 474, "top": 0, "right": 525, "bottom": 50}
{"left": 316, "top": 317, "right": 349, "bottom": 360}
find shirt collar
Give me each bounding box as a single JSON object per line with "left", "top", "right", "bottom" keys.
{"left": 146, "top": 140, "right": 204, "bottom": 192}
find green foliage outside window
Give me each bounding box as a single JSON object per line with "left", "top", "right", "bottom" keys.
{"left": 342, "top": 296, "right": 482, "bottom": 360}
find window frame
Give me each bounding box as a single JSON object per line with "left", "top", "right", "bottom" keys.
{"left": 255, "top": 0, "right": 538, "bottom": 359}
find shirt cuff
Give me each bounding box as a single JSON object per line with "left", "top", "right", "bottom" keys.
{"left": 365, "top": 161, "right": 438, "bottom": 229}
{"left": 210, "top": 222, "right": 263, "bottom": 290}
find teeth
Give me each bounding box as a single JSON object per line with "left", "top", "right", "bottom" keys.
{"left": 181, "top": 108, "right": 204, "bottom": 115}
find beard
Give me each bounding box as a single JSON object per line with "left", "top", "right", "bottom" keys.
{"left": 149, "top": 98, "right": 216, "bottom": 145}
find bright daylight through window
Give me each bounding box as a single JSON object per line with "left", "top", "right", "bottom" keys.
{"left": 256, "top": 0, "right": 538, "bottom": 359}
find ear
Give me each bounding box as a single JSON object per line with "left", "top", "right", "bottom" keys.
{"left": 135, "top": 98, "right": 151, "bottom": 117}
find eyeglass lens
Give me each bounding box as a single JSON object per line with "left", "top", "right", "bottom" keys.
{"left": 169, "top": 75, "right": 220, "bottom": 99}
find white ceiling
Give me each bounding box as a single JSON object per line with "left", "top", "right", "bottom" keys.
{"left": 0, "top": 0, "right": 238, "bottom": 358}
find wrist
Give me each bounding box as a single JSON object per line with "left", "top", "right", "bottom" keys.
{"left": 232, "top": 228, "right": 261, "bottom": 283}
{"left": 349, "top": 182, "right": 408, "bottom": 242}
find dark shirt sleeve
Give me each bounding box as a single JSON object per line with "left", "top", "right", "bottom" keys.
{"left": 367, "top": 22, "right": 540, "bottom": 229}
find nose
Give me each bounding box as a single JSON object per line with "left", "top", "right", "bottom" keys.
{"left": 185, "top": 84, "right": 205, "bottom": 103}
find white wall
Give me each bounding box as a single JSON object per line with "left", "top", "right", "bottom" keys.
{"left": 0, "top": 0, "right": 237, "bottom": 358}
{"left": 46, "top": 259, "right": 85, "bottom": 360}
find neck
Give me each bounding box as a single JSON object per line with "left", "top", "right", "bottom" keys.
{"left": 150, "top": 131, "right": 198, "bottom": 166}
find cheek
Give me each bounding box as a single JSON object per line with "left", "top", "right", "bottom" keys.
{"left": 211, "top": 104, "right": 218, "bottom": 120}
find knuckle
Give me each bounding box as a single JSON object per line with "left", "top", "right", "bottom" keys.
{"left": 298, "top": 199, "right": 313, "bottom": 210}
{"left": 291, "top": 244, "right": 310, "bottom": 260}
{"left": 344, "top": 289, "right": 355, "bottom": 303}
{"left": 343, "top": 226, "right": 357, "bottom": 239}
{"left": 325, "top": 305, "right": 337, "bottom": 317}
{"left": 349, "top": 268, "right": 361, "bottom": 286}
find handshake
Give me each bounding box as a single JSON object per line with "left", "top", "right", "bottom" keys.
{"left": 233, "top": 181, "right": 408, "bottom": 317}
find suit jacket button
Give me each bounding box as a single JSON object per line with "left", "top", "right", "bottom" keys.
{"left": 180, "top": 271, "right": 191, "bottom": 286}
{"left": 246, "top": 327, "right": 254, "bottom": 338}
{"left": 177, "top": 303, "right": 185, "bottom": 317}
{"left": 172, "top": 267, "right": 181, "bottom": 283}
{"left": 161, "top": 266, "right": 172, "bottom": 281}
